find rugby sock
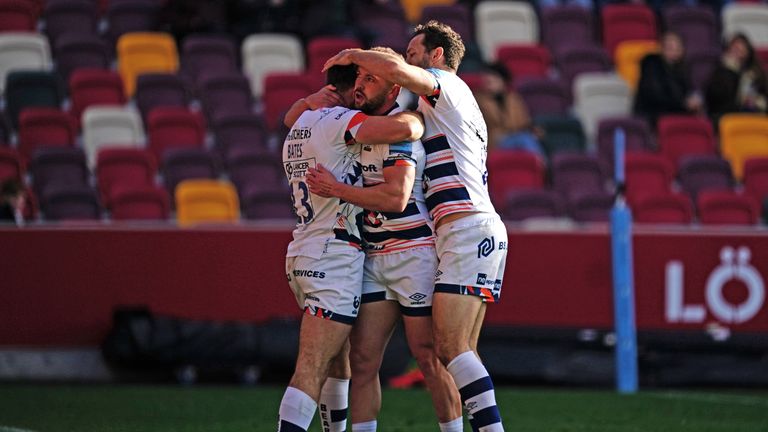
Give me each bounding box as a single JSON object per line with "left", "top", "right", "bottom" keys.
{"left": 351, "top": 420, "right": 377, "bottom": 431}
{"left": 447, "top": 351, "right": 504, "bottom": 432}
{"left": 439, "top": 416, "right": 464, "bottom": 432}
{"left": 319, "top": 378, "right": 349, "bottom": 432}
{"left": 278, "top": 386, "right": 317, "bottom": 431}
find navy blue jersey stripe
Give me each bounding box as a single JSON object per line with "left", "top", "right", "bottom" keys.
{"left": 470, "top": 405, "right": 502, "bottom": 428}
{"left": 333, "top": 228, "right": 362, "bottom": 246}
{"left": 330, "top": 408, "right": 347, "bottom": 423}
{"left": 380, "top": 202, "right": 420, "bottom": 219}
{"left": 424, "top": 161, "right": 460, "bottom": 180}
{"left": 363, "top": 224, "right": 433, "bottom": 243}
{"left": 459, "top": 376, "right": 495, "bottom": 402}
{"left": 279, "top": 420, "right": 307, "bottom": 432}
{"left": 425, "top": 188, "right": 471, "bottom": 210}
{"left": 422, "top": 134, "right": 450, "bottom": 153}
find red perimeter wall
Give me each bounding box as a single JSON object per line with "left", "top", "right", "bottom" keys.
{"left": 2, "top": 224, "right": 767, "bottom": 346}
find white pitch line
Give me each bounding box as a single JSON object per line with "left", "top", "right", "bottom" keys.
{"left": 0, "top": 427, "right": 38, "bottom": 432}
{"left": 647, "top": 391, "right": 768, "bottom": 408}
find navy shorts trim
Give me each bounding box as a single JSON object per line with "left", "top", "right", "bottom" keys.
{"left": 434, "top": 283, "right": 499, "bottom": 303}
{"left": 361, "top": 291, "right": 387, "bottom": 303}
{"left": 303, "top": 306, "right": 356, "bottom": 325}
{"left": 400, "top": 305, "right": 432, "bottom": 317}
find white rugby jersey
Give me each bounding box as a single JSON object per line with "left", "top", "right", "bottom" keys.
{"left": 283, "top": 106, "right": 366, "bottom": 259}
{"left": 360, "top": 104, "right": 435, "bottom": 256}
{"left": 418, "top": 68, "right": 497, "bottom": 224}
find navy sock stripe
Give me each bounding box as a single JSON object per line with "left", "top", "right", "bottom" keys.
{"left": 279, "top": 419, "right": 307, "bottom": 432}
{"left": 471, "top": 405, "right": 502, "bottom": 428}
{"left": 459, "top": 376, "right": 495, "bottom": 402}
{"left": 330, "top": 408, "right": 347, "bottom": 423}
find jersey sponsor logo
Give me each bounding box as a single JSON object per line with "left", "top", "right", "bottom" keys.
{"left": 360, "top": 164, "right": 378, "bottom": 172}
{"left": 286, "top": 142, "right": 303, "bottom": 159}
{"left": 293, "top": 269, "right": 326, "bottom": 279}
{"left": 477, "top": 236, "right": 495, "bottom": 258}
{"left": 284, "top": 159, "right": 313, "bottom": 179}
{"left": 286, "top": 127, "right": 311, "bottom": 141}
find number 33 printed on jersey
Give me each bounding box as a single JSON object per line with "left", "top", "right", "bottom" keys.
{"left": 285, "top": 157, "right": 316, "bottom": 225}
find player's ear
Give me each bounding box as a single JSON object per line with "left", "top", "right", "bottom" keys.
{"left": 431, "top": 46, "right": 444, "bottom": 64}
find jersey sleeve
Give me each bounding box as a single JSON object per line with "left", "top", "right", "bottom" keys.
{"left": 343, "top": 111, "right": 369, "bottom": 145}
{"left": 383, "top": 140, "right": 417, "bottom": 168}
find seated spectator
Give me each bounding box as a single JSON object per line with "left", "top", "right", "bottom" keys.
{"left": 474, "top": 63, "right": 544, "bottom": 154}
{"left": 705, "top": 33, "right": 768, "bottom": 124}
{"left": 0, "top": 179, "right": 26, "bottom": 226}
{"left": 633, "top": 32, "right": 703, "bottom": 126}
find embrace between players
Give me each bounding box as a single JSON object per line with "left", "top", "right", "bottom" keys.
{"left": 279, "top": 21, "right": 508, "bottom": 432}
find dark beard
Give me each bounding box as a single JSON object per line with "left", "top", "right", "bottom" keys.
{"left": 357, "top": 92, "right": 388, "bottom": 115}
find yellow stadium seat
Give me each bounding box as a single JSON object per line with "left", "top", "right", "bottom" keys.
{"left": 614, "top": 39, "right": 659, "bottom": 91}
{"left": 117, "top": 32, "right": 178, "bottom": 97}
{"left": 175, "top": 179, "right": 240, "bottom": 226}
{"left": 400, "top": 0, "right": 455, "bottom": 23}
{"left": 719, "top": 114, "right": 768, "bottom": 180}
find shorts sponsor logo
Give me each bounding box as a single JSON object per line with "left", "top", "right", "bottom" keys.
{"left": 305, "top": 294, "right": 319, "bottom": 302}
{"left": 353, "top": 296, "right": 360, "bottom": 310}
{"left": 477, "top": 236, "right": 495, "bottom": 258}
{"left": 476, "top": 273, "right": 487, "bottom": 285}
{"left": 435, "top": 269, "right": 443, "bottom": 278}
{"left": 293, "top": 269, "right": 326, "bottom": 279}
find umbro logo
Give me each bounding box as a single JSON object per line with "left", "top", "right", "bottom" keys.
{"left": 409, "top": 293, "right": 427, "bottom": 302}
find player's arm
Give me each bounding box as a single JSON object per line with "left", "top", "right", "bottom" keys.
{"left": 323, "top": 49, "right": 437, "bottom": 96}
{"left": 283, "top": 85, "right": 344, "bottom": 128}
{"left": 307, "top": 164, "right": 414, "bottom": 213}
{"left": 354, "top": 111, "right": 424, "bottom": 144}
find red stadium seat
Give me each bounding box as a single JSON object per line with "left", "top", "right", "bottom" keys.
{"left": 624, "top": 153, "right": 673, "bottom": 207}
{"left": 305, "top": 36, "right": 362, "bottom": 89}
{"left": 18, "top": 108, "right": 77, "bottom": 162}
{"left": 68, "top": 69, "right": 126, "bottom": 123}
{"left": 601, "top": 4, "right": 657, "bottom": 57}
{"left": 486, "top": 149, "right": 545, "bottom": 207}
{"left": 0, "top": 0, "right": 38, "bottom": 31}
{"left": 262, "top": 72, "right": 314, "bottom": 132}
{"left": 110, "top": 185, "right": 169, "bottom": 220}
{"left": 743, "top": 157, "right": 768, "bottom": 206}
{"left": 96, "top": 147, "right": 157, "bottom": 206}
{"left": 697, "top": 190, "right": 759, "bottom": 225}
{"left": 633, "top": 191, "right": 693, "bottom": 224}
{"left": 496, "top": 44, "right": 551, "bottom": 81}
{"left": 147, "top": 107, "right": 206, "bottom": 162}
{"left": 657, "top": 115, "right": 716, "bottom": 168}
{"left": 0, "top": 146, "right": 23, "bottom": 181}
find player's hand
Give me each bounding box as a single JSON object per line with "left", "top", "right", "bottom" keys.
{"left": 305, "top": 85, "right": 343, "bottom": 109}
{"left": 306, "top": 164, "right": 340, "bottom": 198}
{"left": 322, "top": 48, "right": 363, "bottom": 72}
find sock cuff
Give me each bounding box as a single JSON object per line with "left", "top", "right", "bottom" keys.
{"left": 351, "top": 419, "right": 378, "bottom": 432}
{"left": 322, "top": 377, "right": 350, "bottom": 396}
{"left": 282, "top": 386, "right": 317, "bottom": 418}
{"left": 446, "top": 351, "right": 488, "bottom": 388}
{"left": 438, "top": 416, "right": 464, "bottom": 432}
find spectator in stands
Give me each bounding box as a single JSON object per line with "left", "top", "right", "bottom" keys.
{"left": 705, "top": 33, "right": 768, "bottom": 124}
{"left": 0, "top": 179, "right": 25, "bottom": 226}
{"left": 474, "top": 63, "right": 544, "bottom": 154}
{"left": 633, "top": 32, "right": 703, "bottom": 126}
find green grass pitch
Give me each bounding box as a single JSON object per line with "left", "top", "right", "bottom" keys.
{"left": 0, "top": 384, "right": 766, "bottom": 431}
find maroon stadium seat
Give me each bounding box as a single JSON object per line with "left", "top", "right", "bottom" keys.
{"left": 68, "top": 69, "right": 126, "bottom": 122}
{"left": 657, "top": 115, "right": 716, "bottom": 168}
{"left": 601, "top": 4, "right": 657, "bottom": 57}
{"left": 110, "top": 185, "right": 169, "bottom": 220}
{"left": 697, "top": 190, "right": 759, "bottom": 225}
{"left": 486, "top": 149, "right": 545, "bottom": 207}
{"left": 633, "top": 191, "right": 693, "bottom": 224}
{"left": 624, "top": 153, "right": 674, "bottom": 207}
{"left": 496, "top": 44, "right": 551, "bottom": 81}
{"left": 147, "top": 107, "right": 205, "bottom": 161}
{"left": 18, "top": 107, "right": 77, "bottom": 162}
{"left": 96, "top": 147, "right": 157, "bottom": 205}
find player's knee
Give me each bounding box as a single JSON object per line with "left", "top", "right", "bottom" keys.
{"left": 411, "top": 344, "right": 440, "bottom": 377}
{"left": 349, "top": 346, "right": 381, "bottom": 379}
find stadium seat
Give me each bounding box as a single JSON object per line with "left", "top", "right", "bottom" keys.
{"left": 82, "top": 106, "right": 145, "bottom": 168}
{"left": 687, "top": 48, "right": 720, "bottom": 92}
{"left": 596, "top": 116, "right": 654, "bottom": 166}
{"left": 614, "top": 39, "right": 659, "bottom": 90}
{"left": 502, "top": 189, "right": 566, "bottom": 221}
{"left": 162, "top": 148, "right": 218, "bottom": 195}
{"left": 226, "top": 147, "right": 285, "bottom": 196}
{"left": 134, "top": 73, "right": 189, "bottom": 124}
{"left": 105, "top": 0, "right": 161, "bottom": 44}
{"left": 96, "top": 147, "right": 157, "bottom": 205}
{"left": 517, "top": 78, "right": 569, "bottom": 118}
{"left": 657, "top": 115, "right": 716, "bottom": 168}
{"left": 677, "top": 155, "right": 735, "bottom": 200}
{"left": 486, "top": 149, "right": 545, "bottom": 207}
{"left": 53, "top": 34, "right": 110, "bottom": 82}
{"left": 0, "top": 33, "right": 51, "bottom": 93}
{"left": 697, "top": 190, "right": 760, "bottom": 225}
{"left": 262, "top": 72, "right": 314, "bottom": 132}
{"left": 41, "top": 183, "right": 101, "bottom": 221}
{"left": 757, "top": 48, "right": 768, "bottom": 69}
{"left": 601, "top": 4, "right": 657, "bottom": 57}
{"left": 175, "top": 179, "right": 239, "bottom": 225}
{"left": 305, "top": 36, "right": 362, "bottom": 89}
{"left": 18, "top": 107, "right": 77, "bottom": 162}
{"left": 624, "top": 153, "right": 674, "bottom": 207}
{"left": 42, "top": 0, "right": 98, "bottom": 46}
{"left": 5, "top": 71, "right": 64, "bottom": 129}
{"left": 633, "top": 191, "right": 694, "bottom": 224}
{"left": 718, "top": 114, "right": 768, "bottom": 180}
{"left": 551, "top": 153, "right": 608, "bottom": 201}
{"left": 496, "top": 44, "right": 551, "bottom": 81}
{"left": 475, "top": 1, "right": 538, "bottom": 62}
{"left": 213, "top": 112, "right": 268, "bottom": 159}
{"left": 180, "top": 34, "right": 238, "bottom": 84}
{"left": 241, "top": 33, "right": 304, "bottom": 98}
{"left": 568, "top": 191, "right": 614, "bottom": 223}
{"left": 722, "top": 3, "right": 768, "bottom": 48}
{"left": 662, "top": 5, "right": 718, "bottom": 55}
{"left": 534, "top": 114, "right": 586, "bottom": 158}
{"left": 0, "top": 147, "right": 24, "bottom": 182}
{"left": 241, "top": 188, "right": 293, "bottom": 220}
{"left": 146, "top": 107, "right": 206, "bottom": 162}
{"left": 743, "top": 157, "right": 768, "bottom": 206}
{"left": 400, "top": 0, "right": 454, "bottom": 23}
{"left": 420, "top": 3, "right": 473, "bottom": 43}
{"left": 541, "top": 5, "right": 595, "bottom": 54}
{"left": 572, "top": 72, "right": 632, "bottom": 142}
{"left": 0, "top": 0, "right": 38, "bottom": 31}
{"left": 351, "top": 1, "right": 410, "bottom": 54}
{"left": 555, "top": 44, "right": 612, "bottom": 88}
{"left": 68, "top": 69, "right": 126, "bottom": 122}
{"left": 110, "top": 185, "right": 169, "bottom": 221}
{"left": 117, "top": 32, "right": 179, "bottom": 97}
{"left": 30, "top": 147, "right": 89, "bottom": 199}
{"left": 198, "top": 72, "right": 253, "bottom": 122}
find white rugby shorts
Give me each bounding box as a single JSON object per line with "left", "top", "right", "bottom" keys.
{"left": 362, "top": 246, "right": 437, "bottom": 316}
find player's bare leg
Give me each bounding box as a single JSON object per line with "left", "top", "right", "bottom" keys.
{"left": 348, "top": 300, "right": 399, "bottom": 429}
{"left": 403, "top": 315, "right": 462, "bottom": 426}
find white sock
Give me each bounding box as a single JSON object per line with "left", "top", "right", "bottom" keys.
{"left": 351, "top": 420, "right": 377, "bottom": 431}
{"left": 447, "top": 351, "right": 503, "bottom": 432}
{"left": 319, "top": 378, "right": 349, "bottom": 432}
{"left": 439, "top": 416, "right": 464, "bottom": 432}
{"left": 278, "top": 386, "right": 317, "bottom": 431}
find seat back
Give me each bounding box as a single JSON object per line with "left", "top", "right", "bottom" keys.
{"left": 475, "top": 1, "right": 538, "bottom": 62}
{"left": 82, "top": 106, "right": 145, "bottom": 167}
{"left": 175, "top": 179, "right": 239, "bottom": 225}
{"left": 719, "top": 114, "right": 768, "bottom": 180}
{"left": 0, "top": 33, "right": 51, "bottom": 93}
{"left": 117, "top": 32, "right": 178, "bottom": 97}
{"left": 657, "top": 115, "right": 716, "bottom": 168}
{"left": 241, "top": 33, "right": 304, "bottom": 98}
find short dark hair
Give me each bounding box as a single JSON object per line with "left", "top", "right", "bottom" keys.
{"left": 413, "top": 20, "right": 465, "bottom": 71}
{"left": 326, "top": 64, "right": 358, "bottom": 93}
